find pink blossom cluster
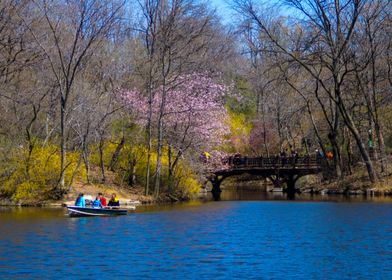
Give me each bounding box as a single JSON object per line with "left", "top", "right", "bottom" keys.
{"left": 207, "top": 150, "right": 231, "bottom": 169}
{"left": 120, "top": 73, "right": 231, "bottom": 154}
{"left": 117, "top": 88, "right": 149, "bottom": 125}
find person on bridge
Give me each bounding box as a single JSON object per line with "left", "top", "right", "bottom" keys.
{"left": 201, "top": 151, "right": 210, "bottom": 163}
{"left": 316, "top": 149, "right": 323, "bottom": 163}
{"left": 233, "top": 153, "right": 241, "bottom": 165}
{"left": 291, "top": 150, "right": 299, "bottom": 164}
{"left": 280, "top": 149, "right": 288, "bottom": 166}
{"left": 274, "top": 154, "right": 279, "bottom": 165}
{"left": 258, "top": 155, "right": 263, "bottom": 166}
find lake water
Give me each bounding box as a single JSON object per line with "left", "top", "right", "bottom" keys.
{"left": 1, "top": 191, "right": 391, "bottom": 279}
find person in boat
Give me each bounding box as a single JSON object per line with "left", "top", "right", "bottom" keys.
{"left": 75, "top": 193, "right": 85, "bottom": 207}
{"left": 98, "top": 192, "right": 107, "bottom": 207}
{"left": 92, "top": 196, "right": 103, "bottom": 208}
{"left": 107, "top": 193, "right": 120, "bottom": 208}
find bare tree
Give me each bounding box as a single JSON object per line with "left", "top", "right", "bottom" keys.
{"left": 23, "top": 0, "right": 124, "bottom": 195}
{"left": 234, "top": 0, "right": 378, "bottom": 182}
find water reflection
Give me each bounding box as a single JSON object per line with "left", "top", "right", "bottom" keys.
{"left": 1, "top": 191, "right": 391, "bottom": 218}
{"left": 0, "top": 207, "right": 66, "bottom": 221}
{"left": 207, "top": 189, "right": 392, "bottom": 203}
{"left": 0, "top": 192, "right": 391, "bottom": 279}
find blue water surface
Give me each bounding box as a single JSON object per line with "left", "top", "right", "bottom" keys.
{"left": 0, "top": 197, "right": 391, "bottom": 279}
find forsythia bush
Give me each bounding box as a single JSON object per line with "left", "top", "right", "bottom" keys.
{"left": 171, "top": 162, "right": 201, "bottom": 199}
{"left": 90, "top": 142, "right": 118, "bottom": 167}
{"left": 0, "top": 144, "right": 84, "bottom": 203}
{"left": 89, "top": 141, "right": 200, "bottom": 199}
{"left": 223, "top": 110, "right": 253, "bottom": 153}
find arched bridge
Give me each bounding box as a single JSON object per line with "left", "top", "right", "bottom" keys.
{"left": 208, "top": 156, "right": 323, "bottom": 195}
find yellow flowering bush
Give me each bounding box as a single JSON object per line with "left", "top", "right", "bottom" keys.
{"left": 1, "top": 144, "right": 84, "bottom": 203}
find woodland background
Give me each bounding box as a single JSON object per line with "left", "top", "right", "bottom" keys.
{"left": 0, "top": 0, "right": 391, "bottom": 203}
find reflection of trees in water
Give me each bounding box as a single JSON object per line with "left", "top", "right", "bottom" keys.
{"left": 211, "top": 190, "right": 392, "bottom": 203}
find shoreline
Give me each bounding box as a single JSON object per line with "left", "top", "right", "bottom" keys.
{"left": 1, "top": 189, "right": 392, "bottom": 208}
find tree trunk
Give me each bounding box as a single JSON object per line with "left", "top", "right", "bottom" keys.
{"left": 98, "top": 136, "right": 106, "bottom": 183}
{"left": 345, "top": 128, "right": 353, "bottom": 175}
{"left": 375, "top": 126, "right": 386, "bottom": 173}
{"left": 168, "top": 146, "right": 173, "bottom": 193}
{"left": 154, "top": 81, "right": 166, "bottom": 197}
{"left": 109, "top": 135, "right": 125, "bottom": 171}
{"left": 128, "top": 156, "right": 136, "bottom": 187}
{"left": 67, "top": 152, "right": 83, "bottom": 192}
{"left": 145, "top": 81, "right": 153, "bottom": 195}
{"left": 369, "top": 35, "right": 386, "bottom": 173}
{"left": 82, "top": 146, "right": 90, "bottom": 184}
{"left": 60, "top": 96, "right": 66, "bottom": 189}
{"left": 338, "top": 98, "right": 377, "bottom": 183}
{"left": 329, "top": 133, "right": 342, "bottom": 178}
{"left": 146, "top": 133, "right": 152, "bottom": 194}
{"left": 261, "top": 96, "right": 270, "bottom": 157}
{"left": 154, "top": 117, "right": 163, "bottom": 197}
{"left": 25, "top": 129, "right": 34, "bottom": 180}
{"left": 154, "top": 51, "right": 169, "bottom": 197}
{"left": 368, "top": 116, "right": 378, "bottom": 162}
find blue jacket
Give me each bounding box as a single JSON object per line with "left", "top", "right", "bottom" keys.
{"left": 92, "top": 199, "right": 102, "bottom": 208}
{"left": 75, "top": 196, "right": 86, "bottom": 207}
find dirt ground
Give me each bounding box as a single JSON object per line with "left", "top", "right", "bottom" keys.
{"left": 61, "top": 168, "right": 154, "bottom": 205}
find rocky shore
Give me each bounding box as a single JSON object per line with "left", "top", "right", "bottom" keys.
{"left": 300, "top": 173, "right": 392, "bottom": 196}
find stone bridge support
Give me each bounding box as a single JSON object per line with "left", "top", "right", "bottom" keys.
{"left": 210, "top": 175, "right": 225, "bottom": 194}
{"left": 208, "top": 175, "right": 231, "bottom": 200}
{"left": 284, "top": 174, "right": 300, "bottom": 195}
{"left": 268, "top": 174, "right": 300, "bottom": 194}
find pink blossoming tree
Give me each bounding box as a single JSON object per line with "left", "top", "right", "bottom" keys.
{"left": 120, "top": 73, "right": 230, "bottom": 190}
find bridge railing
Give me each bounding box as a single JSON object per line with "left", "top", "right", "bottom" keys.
{"left": 226, "top": 156, "right": 321, "bottom": 169}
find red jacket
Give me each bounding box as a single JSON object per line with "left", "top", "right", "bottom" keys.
{"left": 100, "top": 197, "right": 107, "bottom": 206}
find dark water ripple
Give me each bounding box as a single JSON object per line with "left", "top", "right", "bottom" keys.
{"left": 0, "top": 199, "right": 391, "bottom": 279}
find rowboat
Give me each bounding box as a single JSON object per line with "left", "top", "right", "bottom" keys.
{"left": 67, "top": 206, "right": 129, "bottom": 217}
